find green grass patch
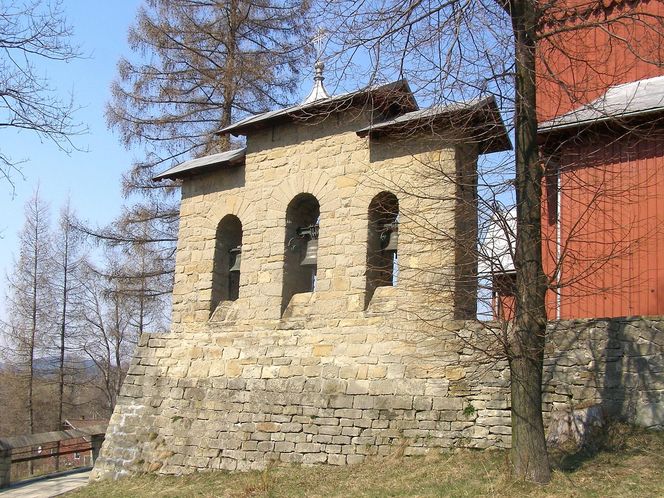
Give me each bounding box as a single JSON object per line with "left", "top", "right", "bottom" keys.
{"left": 69, "top": 425, "right": 664, "bottom": 497}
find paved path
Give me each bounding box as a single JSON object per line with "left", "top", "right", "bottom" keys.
{"left": 0, "top": 468, "right": 91, "bottom": 497}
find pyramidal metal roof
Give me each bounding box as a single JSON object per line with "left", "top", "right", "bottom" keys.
{"left": 302, "top": 60, "right": 330, "bottom": 104}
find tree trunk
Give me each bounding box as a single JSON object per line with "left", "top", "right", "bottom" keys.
{"left": 56, "top": 226, "right": 69, "bottom": 472}
{"left": 28, "top": 209, "right": 39, "bottom": 476}
{"left": 509, "top": 0, "right": 551, "bottom": 484}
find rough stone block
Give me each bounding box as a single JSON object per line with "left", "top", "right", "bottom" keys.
{"left": 432, "top": 397, "right": 463, "bottom": 411}
{"left": 295, "top": 442, "right": 322, "bottom": 453}
{"left": 334, "top": 409, "right": 362, "bottom": 419}
{"left": 346, "top": 380, "right": 369, "bottom": 395}
{"left": 327, "top": 454, "right": 346, "bottom": 465}
{"left": 303, "top": 453, "right": 328, "bottom": 465}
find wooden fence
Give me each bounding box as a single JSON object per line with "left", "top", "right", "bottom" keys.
{"left": 0, "top": 425, "right": 106, "bottom": 488}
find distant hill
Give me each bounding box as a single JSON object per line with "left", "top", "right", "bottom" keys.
{"left": 0, "top": 356, "right": 98, "bottom": 376}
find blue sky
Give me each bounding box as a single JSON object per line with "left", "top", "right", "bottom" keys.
{"left": 0, "top": 2, "right": 513, "bottom": 322}
{"left": 0, "top": 1, "right": 143, "bottom": 316}
{"left": 0, "top": 1, "right": 328, "bottom": 320}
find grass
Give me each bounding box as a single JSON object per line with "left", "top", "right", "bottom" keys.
{"left": 68, "top": 424, "right": 663, "bottom": 497}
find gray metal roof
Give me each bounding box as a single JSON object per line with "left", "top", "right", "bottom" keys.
{"left": 220, "top": 80, "right": 418, "bottom": 136}
{"left": 356, "top": 96, "right": 512, "bottom": 153}
{"left": 478, "top": 208, "right": 516, "bottom": 275}
{"left": 539, "top": 75, "right": 664, "bottom": 133}
{"left": 356, "top": 97, "right": 484, "bottom": 133}
{"left": 153, "top": 147, "right": 246, "bottom": 181}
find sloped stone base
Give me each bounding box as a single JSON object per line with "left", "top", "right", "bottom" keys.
{"left": 91, "top": 316, "right": 664, "bottom": 480}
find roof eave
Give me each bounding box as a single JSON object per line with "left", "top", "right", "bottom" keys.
{"left": 356, "top": 96, "right": 512, "bottom": 154}
{"left": 538, "top": 105, "right": 664, "bottom": 136}
{"left": 152, "top": 150, "right": 246, "bottom": 182}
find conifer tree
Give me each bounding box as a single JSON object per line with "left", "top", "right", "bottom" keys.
{"left": 3, "top": 190, "right": 55, "bottom": 474}
{"left": 99, "top": 0, "right": 312, "bottom": 304}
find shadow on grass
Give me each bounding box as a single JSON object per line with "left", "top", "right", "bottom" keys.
{"left": 550, "top": 423, "right": 652, "bottom": 473}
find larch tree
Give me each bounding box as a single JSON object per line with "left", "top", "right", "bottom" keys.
{"left": 97, "top": 0, "right": 312, "bottom": 308}
{"left": 321, "top": 0, "right": 664, "bottom": 483}
{"left": 3, "top": 189, "right": 55, "bottom": 440}
{"left": 54, "top": 202, "right": 75, "bottom": 427}
{"left": 0, "top": 0, "right": 81, "bottom": 190}
{"left": 50, "top": 200, "right": 85, "bottom": 471}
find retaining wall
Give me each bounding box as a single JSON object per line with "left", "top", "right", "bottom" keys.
{"left": 90, "top": 315, "right": 663, "bottom": 480}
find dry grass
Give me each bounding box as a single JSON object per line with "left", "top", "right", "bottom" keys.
{"left": 69, "top": 425, "right": 663, "bottom": 497}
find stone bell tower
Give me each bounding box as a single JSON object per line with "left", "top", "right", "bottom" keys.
{"left": 91, "top": 67, "right": 511, "bottom": 478}
{"left": 163, "top": 64, "right": 508, "bottom": 328}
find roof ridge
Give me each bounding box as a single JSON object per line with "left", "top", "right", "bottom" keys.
{"left": 220, "top": 79, "right": 417, "bottom": 136}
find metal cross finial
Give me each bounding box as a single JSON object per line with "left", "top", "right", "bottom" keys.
{"left": 313, "top": 27, "right": 326, "bottom": 62}
{"left": 302, "top": 27, "right": 330, "bottom": 104}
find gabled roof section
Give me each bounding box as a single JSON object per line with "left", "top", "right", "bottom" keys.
{"left": 220, "top": 80, "right": 418, "bottom": 137}
{"left": 478, "top": 208, "right": 516, "bottom": 275}
{"left": 153, "top": 148, "right": 246, "bottom": 181}
{"left": 356, "top": 96, "right": 512, "bottom": 154}
{"left": 539, "top": 75, "right": 664, "bottom": 134}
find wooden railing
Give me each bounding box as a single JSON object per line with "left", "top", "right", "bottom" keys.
{"left": 0, "top": 425, "right": 106, "bottom": 488}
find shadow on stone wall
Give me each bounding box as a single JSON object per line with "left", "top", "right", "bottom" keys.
{"left": 545, "top": 317, "right": 663, "bottom": 438}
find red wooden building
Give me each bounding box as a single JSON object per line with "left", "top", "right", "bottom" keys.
{"left": 490, "top": 0, "right": 664, "bottom": 319}
{"left": 60, "top": 419, "right": 109, "bottom": 468}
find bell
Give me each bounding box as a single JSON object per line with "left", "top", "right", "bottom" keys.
{"left": 229, "top": 245, "right": 242, "bottom": 272}
{"left": 300, "top": 238, "right": 318, "bottom": 266}
{"left": 380, "top": 225, "right": 398, "bottom": 252}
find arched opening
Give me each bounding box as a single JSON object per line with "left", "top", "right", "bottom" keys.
{"left": 365, "top": 192, "right": 399, "bottom": 309}
{"left": 211, "top": 214, "right": 243, "bottom": 313}
{"left": 282, "top": 193, "right": 320, "bottom": 314}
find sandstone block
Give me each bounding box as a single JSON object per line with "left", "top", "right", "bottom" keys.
{"left": 303, "top": 453, "right": 327, "bottom": 465}
{"left": 327, "top": 454, "right": 346, "bottom": 465}
{"left": 352, "top": 396, "right": 375, "bottom": 410}
{"left": 346, "top": 455, "right": 365, "bottom": 465}
{"left": 432, "top": 397, "right": 463, "bottom": 411}
{"left": 225, "top": 361, "right": 242, "bottom": 378}
{"left": 295, "top": 442, "right": 321, "bottom": 453}
{"left": 256, "top": 422, "right": 280, "bottom": 433}
{"left": 312, "top": 344, "right": 333, "bottom": 357}
{"left": 333, "top": 408, "right": 361, "bottom": 419}
{"left": 346, "top": 380, "right": 369, "bottom": 395}
{"left": 368, "top": 380, "right": 396, "bottom": 395}
{"left": 318, "top": 425, "right": 342, "bottom": 436}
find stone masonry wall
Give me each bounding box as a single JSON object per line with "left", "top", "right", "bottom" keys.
{"left": 171, "top": 109, "right": 470, "bottom": 328}
{"left": 91, "top": 315, "right": 663, "bottom": 480}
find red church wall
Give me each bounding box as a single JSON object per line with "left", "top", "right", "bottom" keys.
{"left": 534, "top": 0, "right": 664, "bottom": 319}
{"left": 537, "top": 0, "right": 664, "bottom": 122}
{"left": 490, "top": 1, "right": 664, "bottom": 320}
{"left": 542, "top": 130, "right": 664, "bottom": 318}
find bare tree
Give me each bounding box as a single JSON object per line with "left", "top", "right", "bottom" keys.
{"left": 2, "top": 189, "right": 55, "bottom": 472}
{"left": 321, "top": 0, "right": 664, "bottom": 483}
{"left": 48, "top": 200, "right": 86, "bottom": 468}
{"left": 3, "top": 189, "right": 55, "bottom": 433}
{"left": 52, "top": 201, "right": 81, "bottom": 430}
{"left": 76, "top": 253, "right": 147, "bottom": 413}
{"left": 0, "top": 0, "right": 81, "bottom": 190}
